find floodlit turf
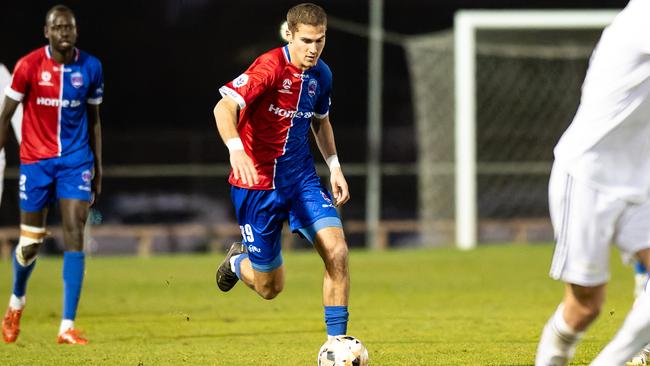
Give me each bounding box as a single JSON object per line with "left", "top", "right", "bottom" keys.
{"left": 0, "top": 244, "right": 635, "bottom": 365}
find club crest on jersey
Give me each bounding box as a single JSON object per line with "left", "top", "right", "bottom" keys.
{"left": 39, "top": 71, "right": 53, "bottom": 86}
{"left": 233, "top": 74, "right": 249, "bottom": 88}
{"left": 308, "top": 79, "right": 318, "bottom": 97}
{"left": 81, "top": 170, "right": 93, "bottom": 183}
{"left": 71, "top": 72, "right": 84, "bottom": 88}
{"left": 321, "top": 191, "right": 334, "bottom": 207}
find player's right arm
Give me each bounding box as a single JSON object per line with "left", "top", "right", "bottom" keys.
{"left": 0, "top": 96, "right": 20, "bottom": 151}
{"left": 213, "top": 96, "right": 259, "bottom": 186}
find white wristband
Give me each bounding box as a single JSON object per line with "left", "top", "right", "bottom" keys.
{"left": 326, "top": 155, "right": 341, "bottom": 171}
{"left": 226, "top": 138, "right": 244, "bottom": 152}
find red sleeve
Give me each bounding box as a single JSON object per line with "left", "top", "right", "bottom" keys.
{"left": 219, "top": 52, "right": 279, "bottom": 109}
{"left": 5, "top": 57, "right": 31, "bottom": 102}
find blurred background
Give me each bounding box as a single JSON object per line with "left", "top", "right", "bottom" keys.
{"left": 0, "top": 0, "right": 624, "bottom": 255}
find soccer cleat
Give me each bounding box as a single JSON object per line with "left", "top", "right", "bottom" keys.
{"left": 2, "top": 308, "right": 23, "bottom": 343}
{"left": 216, "top": 242, "right": 246, "bottom": 292}
{"left": 627, "top": 348, "right": 650, "bottom": 366}
{"left": 57, "top": 328, "right": 88, "bottom": 345}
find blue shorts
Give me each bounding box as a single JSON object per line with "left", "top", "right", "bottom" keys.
{"left": 231, "top": 174, "right": 342, "bottom": 273}
{"left": 19, "top": 147, "right": 94, "bottom": 212}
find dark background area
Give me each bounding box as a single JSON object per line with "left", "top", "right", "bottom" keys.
{"left": 0, "top": 0, "right": 625, "bottom": 229}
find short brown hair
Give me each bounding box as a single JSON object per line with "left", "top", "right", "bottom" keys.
{"left": 286, "top": 3, "right": 327, "bottom": 33}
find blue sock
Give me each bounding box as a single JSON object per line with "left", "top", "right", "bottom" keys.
{"left": 324, "top": 306, "right": 349, "bottom": 337}
{"left": 12, "top": 251, "right": 36, "bottom": 297}
{"left": 62, "top": 251, "right": 85, "bottom": 320}
{"left": 635, "top": 261, "right": 647, "bottom": 274}
{"left": 234, "top": 253, "right": 248, "bottom": 280}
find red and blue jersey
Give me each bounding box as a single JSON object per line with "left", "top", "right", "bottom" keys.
{"left": 219, "top": 46, "right": 332, "bottom": 190}
{"left": 5, "top": 46, "right": 103, "bottom": 164}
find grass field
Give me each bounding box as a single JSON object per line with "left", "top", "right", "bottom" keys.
{"left": 0, "top": 244, "right": 636, "bottom": 365}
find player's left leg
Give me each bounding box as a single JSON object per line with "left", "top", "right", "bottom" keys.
{"left": 313, "top": 226, "right": 349, "bottom": 339}
{"left": 54, "top": 148, "right": 93, "bottom": 345}
{"left": 57, "top": 198, "right": 89, "bottom": 345}
{"left": 592, "top": 195, "right": 650, "bottom": 365}
{"left": 290, "top": 174, "right": 349, "bottom": 339}
{"left": 627, "top": 261, "right": 650, "bottom": 366}
{"left": 593, "top": 248, "right": 650, "bottom": 365}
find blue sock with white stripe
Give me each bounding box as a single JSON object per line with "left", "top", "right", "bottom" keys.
{"left": 62, "top": 251, "right": 85, "bottom": 320}
{"left": 12, "top": 251, "right": 36, "bottom": 298}
{"left": 233, "top": 253, "right": 248, "bottom": 280}
{"left": 324, "top": 306, "right": 349, "bottom": 337}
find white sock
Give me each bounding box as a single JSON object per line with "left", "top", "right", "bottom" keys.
{"left": 591, "top": 292, "right": 650, "bottom": 365}
{"left": 59, "top": 319, "right": 74, "bottom": 335}
{"left": 8, "top": 294, "right": 25, "bottom": 310}
{"left": 229, "top": 254, "right": 241, "bottom": 272}
{"left": 535, "top": 304, "right": 583, "bottom": 366}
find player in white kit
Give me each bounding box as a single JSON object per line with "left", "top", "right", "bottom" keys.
{"left": 534, "top": 0, "right": 650, "bottom": 365}
{"left": 0, "top": 63, "right": 22, "bottom": 207}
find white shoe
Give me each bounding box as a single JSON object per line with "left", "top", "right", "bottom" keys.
{"left": 627, "top": 348, "right": 650, "bottom": 366}
{"left": 635, "top": 273, "right": 649, "bottom": 298}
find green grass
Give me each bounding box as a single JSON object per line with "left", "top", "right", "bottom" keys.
{"left": 0, "top": 244, "right": 636, "bottom": 365}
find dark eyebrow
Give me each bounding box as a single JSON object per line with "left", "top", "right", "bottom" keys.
{"left": 300, "top": 35, "right": 326, "bottom": 42}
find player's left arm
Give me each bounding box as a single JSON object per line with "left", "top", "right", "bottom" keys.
{"left": 87, "top": 104, "right": 102, "bottom": 204}
{"left": 311, "top": 115, "right": 349, "bottom": 206}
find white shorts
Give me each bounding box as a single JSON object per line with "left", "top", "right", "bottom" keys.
{"left": 549, "top": 166, "right": 650, "bottom": 286}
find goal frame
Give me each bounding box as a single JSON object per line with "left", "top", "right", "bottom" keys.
{"left": 453, "top": 9, "right": 619, "bottom": 250}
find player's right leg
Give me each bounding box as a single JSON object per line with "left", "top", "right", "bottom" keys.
{"left": 3, "top": 162, "right": 52, "bottom": 343}
{"left": 536, "top": 167, "right": 622, "bottom": 365}
{"left": 216, "top": 186, "right": 287, "bottom": 299}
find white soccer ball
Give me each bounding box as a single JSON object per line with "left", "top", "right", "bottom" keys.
{"left": 318, "top": 335, "right": 369, "bottom": 366}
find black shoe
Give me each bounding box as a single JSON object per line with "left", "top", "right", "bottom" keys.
{"left": 216, "top": 242, "right": 246, "bottom": 292}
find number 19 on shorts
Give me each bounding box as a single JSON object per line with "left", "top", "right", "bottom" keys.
{"left": 240, "top": 224, "right": 255, "bottom": 243}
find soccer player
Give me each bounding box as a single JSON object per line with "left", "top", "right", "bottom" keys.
{"left": 0, "top": 5, "right": 103, "bottom": 345}
{"left": 0, "top": 63, "right": 23, "bottom": 207}
{"left": 213, "top": 3, "right": 352, "bottom": 340}
{"left": 534, "top": 0, "right": 650, "bottom": 364}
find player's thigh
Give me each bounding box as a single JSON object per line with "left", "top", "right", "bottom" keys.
{"left": 288, "top": 175, "right": 342, "bottom": 244}
{"left": 55, "top": 149, "right": 93, "bottom": 203}
{"left": 231, "top": 186, "right": 288, "bottom": 273}
{"left": 549, "top": 168, "right": 626, "bottom": 286}
{"left": 616, "top": 197, "right": 650, "bottom": 258}
{"left": 19, "top": 161, "right": 56, "bottom": 212}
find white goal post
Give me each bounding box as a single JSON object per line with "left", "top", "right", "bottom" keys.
{"left": 454, "top": 9, "right": 619, "bottom": 250}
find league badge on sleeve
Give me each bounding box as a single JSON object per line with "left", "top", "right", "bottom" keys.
{"left": 233, "top": 74, "right": 249, "bottom": 88}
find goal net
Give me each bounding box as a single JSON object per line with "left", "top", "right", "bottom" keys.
{"left": 404, "top": 10, "right": 618, "bottom": 248}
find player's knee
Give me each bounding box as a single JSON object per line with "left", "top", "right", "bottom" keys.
{"left": 255, "top": 278, "right": 284, "bottom": 300}
{"left": 257, "top": 284, "right": 283, "bottom": 300}
{"left": 16, "top": 225, "right": 46, "bottom": 266}
{"left": 567, "top": 285, "right": 604, "bottom": 325}
{"left": 61, "top": 225, "right": 84, "bottom": 251}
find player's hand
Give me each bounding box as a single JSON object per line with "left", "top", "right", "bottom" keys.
{"left": 91, "top": 171, "right": 102, "bottom": 206}
{"left": 230, "top": 149, "right": 259, "bottom": 186}
{"left": 330, "top": 167, "right": 349, "bottom": 206}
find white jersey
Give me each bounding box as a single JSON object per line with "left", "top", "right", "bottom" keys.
{"left": 0, "top": 63, "right": 22, "bottom": 144}
{"left": 0, "top": 63, "right": 23, "bottom": 206}
{"left": 553, "top": 0, "right": 650, "bottom": 203}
